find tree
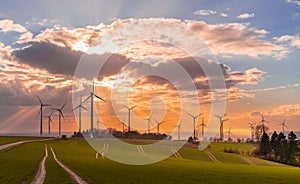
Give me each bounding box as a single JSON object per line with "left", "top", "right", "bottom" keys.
{"left": 270, "top": 131, "right": 279, "bottom": 160}
{"left": 278, "top": 132, "right": 288, "bottom": 163}
{"left": 259, "top": 132, "right": 271, "bottom": 156}
{"left": 287, "top": 131, "right": 299, "bottom": 165}
{"left": 255, "top": 124, "right": 269, "bottom": 141}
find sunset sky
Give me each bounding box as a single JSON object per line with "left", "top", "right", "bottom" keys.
{"left": 0, "top": 0, "right": 299, "bottom": 139}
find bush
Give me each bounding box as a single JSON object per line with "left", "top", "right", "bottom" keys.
{"left": 223, "top": 147, "right": 240, "bottom": 154}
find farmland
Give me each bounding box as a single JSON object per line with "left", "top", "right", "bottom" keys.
{"left": 0, "top": 137, "right": 300, "bottom": 183}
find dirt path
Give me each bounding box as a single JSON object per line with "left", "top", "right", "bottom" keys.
{"left": 50, "top": 145, "right": 87, "bottom": 184}
{"left": 171, "top": 148, "right": 183, "bottom": 159}
{"left": 31, "top": 145, "right": 48, "bottom": 184}
{"left": 0, "top": 138, "right": 54, "bottom": 151}
{"left": 204, "top": 151, "right": 220, "bottom": 163}
{"left": 242, "top": 157, "right": 256, "bottom": 166}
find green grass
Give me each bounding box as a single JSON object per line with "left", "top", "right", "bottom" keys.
{"left": 0, "top": 138, "right": 299, "bottom": 183}
{"left": 49, "top": 139, "right": 300, "bottom": 184}
{"left": 44, "top": 145, "right": 76, "bottom": 184}
{"left": 208, "top": 142, "right": 256, "bottom": 154}
{"left": 0, "top": 142, "right": 45, "bottom": 183}
{"left": 0, "top": 136, "right": 41, "bottom": 146}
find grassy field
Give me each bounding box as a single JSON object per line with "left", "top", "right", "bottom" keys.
{"left": 1, "top": 137, "right": 300, "bottom": 183}
{"left": 49, "top": 139, "right": 300, "bottom": 183}
{"left": 0, "top": 141, "right": 45, "bottom": 183}
{"left": 0, "top": 136, "right": 42, "bottom": 146}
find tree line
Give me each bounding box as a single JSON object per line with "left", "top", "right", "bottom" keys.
{"left": 258, "top": 131, "right": 300, "bottom": 165}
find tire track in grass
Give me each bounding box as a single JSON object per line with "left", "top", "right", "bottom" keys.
{"left": 242, "top": 157, "right": 256, "bottom": 166}
{"left": 31, "top": 144, "right": 48, "bottom": 184}
{"left": 96, "top": 143, "right": 108, "bottom": 159}
{"left": 204, "top": 151, "right": 220, "bottom": 163}
{"left": 171, "top": 148, "right": 183, "bottom": 159}
{"left": 50, "top": 145, "right": 87, "bottom": 184}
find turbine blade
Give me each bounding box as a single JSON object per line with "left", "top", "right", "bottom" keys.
{"left": 72, "top": 105, "right": 80, "bottom": 111}
{"left": 83, "top": 95, "right": 91, "bottom": 103}
{"left": 214, "top": 115, "right": 221, "bottom": 119}
{"left": 130, "top": 105, "right": 137, "bottom": 110}
{"left": 197, "top": 113, "right": 203, "bottom": 118}
{"left": 94, "top": 94, "right": 106, "bottom": 102}
{"left": 122, "top": 105, "right": 129, "bottom": 110}
{"left": 186, "top": 112, "right": 193, "bottom": 117}
{"left": 61, "top": 101, "right": 67, "bottom": 110}
{"left": 37, "top": 96, "right": 42, "bottom": 104}
{"left": 81, "top": 105, "right": 88, "bottom": 111}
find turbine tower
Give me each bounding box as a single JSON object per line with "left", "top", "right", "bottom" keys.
{"left": 258, "top": 114, "right": 269, "bottom": 133}
{"left": 123, "top": 105, "right": 137, "bottom": 133}
{"left": 144, "top": 113, "right": 153, "bottom": 134}
{"left": 186, "top": 112, "right": 203, "bottom": 139}
{"left": 248, "top": 123, "right": 255, "bottom": 142}
{"left": 177, "top": 122, "right": 181, "bottom": 140}
{"left": 51, "top": 101, "right": 67, "bottom": 136}
{"left": 44, "top": 112, "right": 53, "bottom": 135}
{"left": 215, "top": 113, "right": 228, "bottom": 142}
{"left": 225, "top": 127, "right": 233, "bottom": 141}
{"left": 154, "top": 119, "right": 163, "bottom": 135}
{"left": 120, "top": 121, "right": 126, "bottom": 134}
{"left": 73, "top": 94, "right": 88, "bottom": 133}
{"left": 279, "top": 118, "right": 287, "bottom": 134}
{"left": 198, "top": 117, "right": 206, "bottom": 141}
{"left": 83, "top": 80, "right": 106, "bottom": 138}
{"left": 37, "top": 96, "right": 51, "bottom": 136}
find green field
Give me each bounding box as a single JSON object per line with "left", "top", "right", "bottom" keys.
{"left": 0, "top": 136, "right": 42, "bottom": 146}
{"left": 1, "top": 137, "right": 300, "bottom": 183}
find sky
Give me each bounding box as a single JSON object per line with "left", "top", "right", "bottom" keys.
{"left": 0, "top": 0, "right": 299, "bottom": 139}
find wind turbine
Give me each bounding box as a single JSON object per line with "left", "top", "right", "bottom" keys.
{"left": 144, "top": 113, "right": 153, "bottom": 134}
{"left": 83, "top": 79, "right": 106, "bottom": 138}
{"left": 186, "top": 112, "right": 203, "bottom": 139}
{"left": 51, "top": 101, "right": 67, "bottom": 136}
{"left": 123, "top": 105, "right": 137, "bottom": 133}
{"left": 73, "top": 94, "right": 88, "bottom": 133}
{"left": 120, "top": 118, "right": 127, "bottom": 134}
{"left": 44, "top": 112, "right": 53, "bottom": 135}
{"left": 225, "top": 127, "right": 233, "bottom": 141}
{"left": 198, "top": 117, "right": 206, "bottom": 141}
{"left": 37, "top": 96, "right": 51, "bottom": 136}
{"left": 279, "top": 118, "right": 287, "bottom": 134}
{"left": 258, "top": 114, "right": 270, "bottom": 133}
{"left": 154, "top": 119, "right": 163, "bottom": 135}
{"left": 215, "top": 113, "right": 228, "bottom": 142}
{"left": 248, "top": 123, "right": 255, "bottom": 142}
{"left": 177, "top": 122, "right": 182, "bottom": 140}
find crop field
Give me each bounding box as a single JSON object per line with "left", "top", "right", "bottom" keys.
{"left": 1, "top": 137, "right": 300, "bottom": 183}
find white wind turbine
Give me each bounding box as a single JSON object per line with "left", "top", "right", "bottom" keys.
{"left": 186, "top": 112, "right": 203, "bottom": 139}
{"left": 144, "top": 113, "right": 153, "bottom": 134}
{"left": 279, "top": 118, "right": 287, "bottom": 134}
{"left": 123, "top": 105, "right": 137, "bottom": 133}
{"left": 37, "top": 96, "right": 51, "bottom": 136}
{"left": 51, "top": 101, "right": 67, "bottom": 136}
{"left": 73, "top": 94, "right": 88, "bottom": 133}
{"left": 83, "top": 80, "right": 106, "bottom": 138}
{"left": 44, "top": 112, "right": 53, "bottom": 135}
{"left": 154, "top": 119, "right": 163, "bottom": 135}
{"left": 215, "top": 113, "right": 228, "bottom": 142}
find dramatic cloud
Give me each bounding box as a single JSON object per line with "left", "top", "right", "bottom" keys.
{"left": 187, "top": 21, "right": 286, "bottom": 58}
{"left": 0, "top": 19, "right": 27, "bottom": 33}
{"left": 237, "top": 13, "right": 255, "bottom": 19}
{"left": 251, "top": 104, "right": 300, "bottom": 117}
{"left": 194, "top": 9, "right": 217, "bottom": 16}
